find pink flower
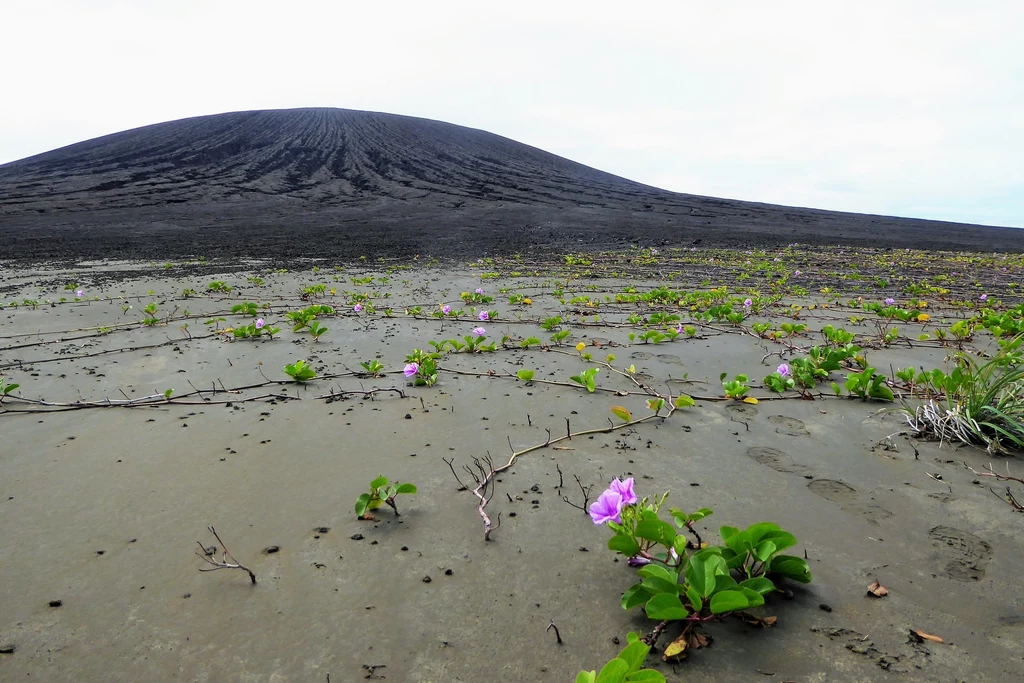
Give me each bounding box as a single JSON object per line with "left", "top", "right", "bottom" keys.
{"left": 794, "top": 270, "right": 801, "bottom": 277}
{"left": 255, "top": 318, "right": 265, "bottom": 329}
{"left": 353, "top": 303, "right": 363, "bottom": 312}
{"left": 884, "top": 298, "right": 895, "bottom": 305}
{"left": 608, "top": 478, "right": 637, "bottom": 505}
{"left": 979, "top": 294, "right": 988, "bottom": 302}
{"left": 475, "top": 288, "right": 484, "bottom": 295}
{"left": 589, "top": 489, "right": 624, "bottom": 525}
{"left": 403, "top": 362, "right": 418, "bottom": 378}
{"left": 778, "top": 363, "right": 791, "bottom": 377}
{"left": 473, "top": 326, "right": 486, "bottom": 336}
{"left": 75, "top": 289, "right": 84, "bottom": 298}
{"left": 479, "top": 310, "right": 489, "bottom": 321}
{"left": 743, "top": 298, "right": 752, "bottom": 308}
{"left": 442, "top": 305, "right": 451, "bottom": 315}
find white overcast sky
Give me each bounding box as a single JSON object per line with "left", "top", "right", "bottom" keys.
{"left": 1, "top": 0, "right": 1022, "bottom": 227}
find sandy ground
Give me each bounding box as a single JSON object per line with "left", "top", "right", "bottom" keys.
{"left": 1, "top": 254, "right": 1023, "bottom": 682}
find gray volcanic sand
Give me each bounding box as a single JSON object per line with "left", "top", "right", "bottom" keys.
{"left": 1, "top": 261, "right": 1022, "bottom": 682}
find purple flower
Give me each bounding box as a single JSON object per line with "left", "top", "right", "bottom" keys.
{"left": 353, "top": 303, "right": 363, "bottom": 312}
{"left": 743, "top": 298, "right": 752, "bottom": 308}
{"left": 589, "top": 489, "right": 624, "bottom": 525}
{"left": 473, "top": 326, "right": 486, "bottom": 336}
{"left": 627, "top": 556, "right": 651, "bottom": 567}
{"left": 794, "top": 270, "right": 801, "bottom": 277}
{"left": 403, "top": 362, "right": 418, "bottom": 378}
{"left": 608, "top": 477, "right": 638, "bottom": 505}
{"left": 479, "top": 310, "right": 489, "bottom": 321}
{"left": 778, "top": 363, "right": 791, "bottom": 377}
{"left": 650, "top": 248, "right": 658, "bottom": 255}
{"left": 475, "top": 288, "right": 484, "bottom": 295}
{"left": 979, "top": 294, "right": 988, "bottom": 302}
{"left": 75, "top": 289, "right": 84, "bottom": 298}
{"left": 442, "top": 305, "right": 451, "bottom": 315}
{"left": 676, "top": 323, "right": 684, "bottom": 334}
{"left": 884, "top": 298, "right": 895, "bottom": 305}
{"left": 255, "top": 318, "right": 265, "bottom": 329}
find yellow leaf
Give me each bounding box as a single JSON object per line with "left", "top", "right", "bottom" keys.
{"left": 522, "top": 298, "right": 532, "bottom": 305}
{"left": 627, "top": 364, "right": 636, "bottom": 373}
{"left": 663, "top": 633, "right": 688, "bottom": 660}
{"left": 917, "top": 313, "right": 930, "bottom": 322}
{"left": 610, "top": 406, "right": 632, "bottom": 422}
{"left": 575, "top": 342, "right": 586, "bottom": 351}
{"left": 743, "top": 396, "right": 759, "bottom": 405}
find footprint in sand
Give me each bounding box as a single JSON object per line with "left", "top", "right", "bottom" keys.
{"left": 630, "top": 351, "right": 653, "bottom": 360}
{"left": 727, "top": 403, "right": 758, "bottom": 420}
{"left": 929, "top": 525, "right": 992, "bottom": 581}
{"left": 807, "top": 479, "right": 893, "bottom": 523}
{"left": 655, "top": 353, "right": 685, "bottom": 366}
{"left": 746, "top": 446, "right": 809, "bottom": 474}
{"left": 767, "top": 414, "right": 809, "bottom": 436}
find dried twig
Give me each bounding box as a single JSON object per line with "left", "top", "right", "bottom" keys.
{"left": 562, "top": 474, "right": 594, "bottom": 513}
{"left": 195, "top": 526, "right": 256, "bottom": 584}
{"left": 965, "top": 461, "right": 1024, "bottom": 511}
{"left": 546, "top": 620, "right": 563, "bottom": 645}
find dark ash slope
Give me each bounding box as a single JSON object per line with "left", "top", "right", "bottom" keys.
{"left": 0, "top": 107, "right": 1018, "bottom": 260}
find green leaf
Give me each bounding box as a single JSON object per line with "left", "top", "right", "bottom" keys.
{"left": 713, "top": 573, "right": 738, "bottom": 593}
{"left": 637, "top": 564, "right": 676, "bottom": 584}
{"left": 770, "top": 555, "right": 813, "bottom": 583}
{"left": 719, "top": 525, "right": 740, "bottom": 542}
{"left": 617, "top": 640, "right": 651, "bottom": 674}
{"left": 596, "top": 657, "right": 629, "bottom": 683}
{"left": 576, "top": 672, "right": 597, "bottom": 683}
{"left": 608, "top": 533, "right": 642, "bottom": 558}
{"left": 674, "top": 394, "right": 695, "bottom": 408}
{"left": 2, "top": 383, "right": 18, "bottom": 394}
{"left": 621, "top": 583, "right": 653, "bottom": 610}
{"left": 685, "top": 550, "right": 727, "bottom": 598}
{"left": 685, "top": 586, "right": 703, "bottom": 612}
{"left": 369, "top": 475, "right": 389, "bottom": 490}
{"left": 640, "top": 574, "right": 679, "bottom": 596}
{"left": 634, "top": 517, "right": 676, "bottom": 545}
{"left": 739, "top": 577, "right": 776, "bottom": 595}
{"left": 354, "top": 493, "right": 370, "bottom": 517}
{"left": 517, "top": 369, "right": 535, "bottom": 382}
{"left": 754, "top": 540, "right": 777, "bottom": 563}
{"left": 644, "top": 593, "right": 689, "bottom": 621}
{"left": 611, "top": 405, "right": 632, "bottom": 422}
{"left": 394, "top": 483, "right": 417, "bottom": 494}
{"left": 625, "top": 672, "right": 666, "bottom": 683}
{"left": 709, "top": 589, "right": 753, "bottom": 615}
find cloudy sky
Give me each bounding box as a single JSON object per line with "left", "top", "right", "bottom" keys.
{"left": 2, "top": 0, "right": 1021, "bottom": 227}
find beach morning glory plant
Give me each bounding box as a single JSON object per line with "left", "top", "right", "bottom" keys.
{"left": 588, "top": 478, "right": 811, "bottom": 662}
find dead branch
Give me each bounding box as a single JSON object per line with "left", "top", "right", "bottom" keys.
{"left": 195, "top": 526, "right": 256, "bottom": 584}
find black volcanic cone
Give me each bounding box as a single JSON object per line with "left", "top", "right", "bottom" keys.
{"left": 0, "top": 107, "right": 1018, "bottom": 259}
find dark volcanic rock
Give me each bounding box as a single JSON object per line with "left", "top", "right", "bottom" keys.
{"left": 0, "top": 107, "right": 1018, "bottom": 260}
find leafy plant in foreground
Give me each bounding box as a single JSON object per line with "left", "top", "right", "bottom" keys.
{"left": 359, "top": 359, "right": 385, "bottom": 377}
{"left": 576, "top": 633, "right": 664, "bottom": 683}
{"left": 283, "top": 360, "right": 316, "bottom": 383}
{"left": 0, "top": 376, "right": 19, "bottom": 402}
{"left": 570, "top": 367, "right": 600, "bottom": 393}
{"left": 355, "top": 475, "right": 417, "bottom": 518}
{"left": 720, "top": 373, "right": 750, "bottom": 399}
{"left": 593, "top": 478, "right": 811, "bottom": 662}
{"left": 843, "top": 367, "right": 895, "bottom": 401}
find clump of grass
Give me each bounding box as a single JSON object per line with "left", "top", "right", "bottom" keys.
{"left": 905, "top": 336, "right": 1024, "bottom": 454}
